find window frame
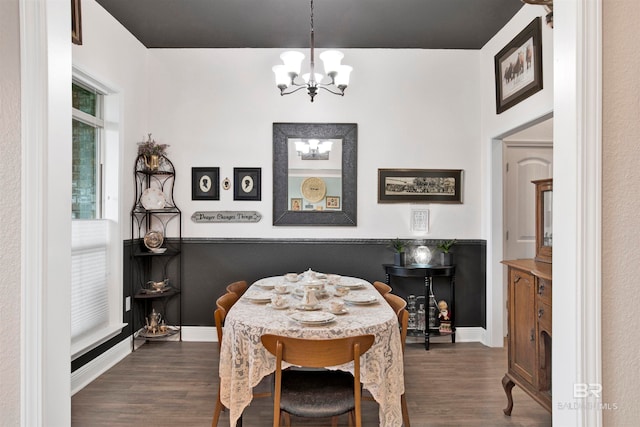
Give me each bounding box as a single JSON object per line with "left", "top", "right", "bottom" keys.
{"left": 70, "top": 68, "right": 125, "bottom": 359}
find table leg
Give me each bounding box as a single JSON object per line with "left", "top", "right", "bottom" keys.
{"left": 424, "top": 276, "right": 430, "bottom": 351}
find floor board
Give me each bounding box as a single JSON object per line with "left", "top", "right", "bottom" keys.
{"left": 71, "top": 339, "right": 551, "bottom": 426}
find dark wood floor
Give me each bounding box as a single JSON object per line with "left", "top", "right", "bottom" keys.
{"left": 72, "top": 339, "right": 551, "bottom": 426}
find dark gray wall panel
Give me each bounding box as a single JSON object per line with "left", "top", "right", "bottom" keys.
{"left": 177, "top": 238, "right": 486, "bottom": 328}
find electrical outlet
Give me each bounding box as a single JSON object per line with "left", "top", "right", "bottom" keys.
{"left": 125, "top": 296, "right": 131, "bottom": 312}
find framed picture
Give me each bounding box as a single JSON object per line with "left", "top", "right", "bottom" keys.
{"left": 291, "top": 198, "right": 303, "bottom": 211}
{"left": 494, "top": 17, "right": 543, "bottom": 114}
{"left": 233, "top": 168, "right": 261, "bottom": 201}
{"left": 378, "top": 169, "right": 463, "bottom": 204}
{"left": 72, "top": 0, "right": 82, "bottom": 45}
{"left": 326, "top": 196, "right": 341, "bottom": 209}
{"left": 192, "top": 167, "right": 220, "bottom": 200}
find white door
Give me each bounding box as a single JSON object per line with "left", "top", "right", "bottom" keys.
{"left": 503, "top": 144, "right": 552, "bottom": 336}
{"left": 504, "top": 144, "right": 553, "bottom": 259}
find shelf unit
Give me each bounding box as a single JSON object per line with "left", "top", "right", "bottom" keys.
{"left": 383, "top": 264, "right": 456, "bottom": 350}
{"left": 130, "top": 154, "right": 182, "bottom": 343}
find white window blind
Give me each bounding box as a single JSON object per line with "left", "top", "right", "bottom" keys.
{"left": 71, "top": 220, "right": 110, "bottom": 342}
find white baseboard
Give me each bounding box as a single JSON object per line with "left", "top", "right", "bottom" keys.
{"left": 71, "top": 337, "right": 131, "bottom": 395}
{"left": 181, "top": 326, "right": 217, "bottom": 342}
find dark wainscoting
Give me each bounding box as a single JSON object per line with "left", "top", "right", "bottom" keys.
{"left": 179, "top": 238, "right": 486, "bottom": 328}
{"left": 74, "top": 238, "right": 485, "bottom": 373}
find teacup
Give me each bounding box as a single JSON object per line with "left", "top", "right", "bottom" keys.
{"left": 327, "top": 274, "right": 341, "bottom": 284}
{"left": 284, "top": 273, "right": 300, "bottom": 282}
{"left": 330, "top": 300, "right": 345, "bottom": 313}
{"left": 334, "top": 286, "right": 350, "bottom": 297}
{"left": 271, "top": 294, "right": 287, "bottom": 308}
{"left": 274, "top": 283, "right": 288, "bottom": 293}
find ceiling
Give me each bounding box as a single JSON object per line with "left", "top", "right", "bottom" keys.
{"left": 95, "top": 0, "right": 524, "bottom": 49}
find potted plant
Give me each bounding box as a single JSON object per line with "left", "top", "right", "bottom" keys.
{"left": 137, "top": 133, "right": 169, "bottom": 171}
{"left": 389, "top": 238, "right": 407, "bottom": 266}
{"left": 437, "top": 239, "right": 456, "bottom": 266}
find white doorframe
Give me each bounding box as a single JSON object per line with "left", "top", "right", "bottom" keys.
{"left": 553, "top": 1, "right": 602, "bottom": 425}
{"left": 20, "top": 0, "right": 72, "bottom": 425}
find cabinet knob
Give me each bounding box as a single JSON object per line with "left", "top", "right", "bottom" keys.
{"left": 513, "top": 275, "right": 521, "bottom": 284}
{"left": 538, "top": 309, "right": 544, "bottom": 319}
{"left": 538, "top": 284, "right": 545, "bottom": 295}
{"left": 530, "top": 330, "right": 535, "bottom": 342}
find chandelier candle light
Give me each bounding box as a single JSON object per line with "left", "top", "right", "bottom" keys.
{"left": 272, "top": 0, "right": 352, "bottom": 102}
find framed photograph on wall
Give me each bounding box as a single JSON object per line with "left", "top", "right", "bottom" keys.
{"left": 378, "top": 169, "right": 463, "bottom": 204}
{"left": 494, "top": 17, "right": 543, "bottom": 114}
{"left": 326, "top": 196, "right": 341, "bottom": 209}
{"left": 233, "top": 168, "right": 261, "bottom": 201}
{"left": 192, "top": 167, "right": 220, "bottom": 200}
{"left": 291, "top": 198, "right": 302, "bottom": 211}
{"left": 72, "top": 0, "right": 82, "bottom": 45}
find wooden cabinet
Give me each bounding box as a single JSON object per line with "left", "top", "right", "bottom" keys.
{"left": 502, "top": 178, "right": 552, "bottom": 415}
{"left": 501, "top": 260, "right": 552, "bottom": 414}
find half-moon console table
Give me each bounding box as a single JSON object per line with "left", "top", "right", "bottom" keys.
{"left": 383, "top": 264, "right": 456, "bottom": 350}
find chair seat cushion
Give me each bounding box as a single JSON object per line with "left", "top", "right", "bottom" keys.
{"left": 279, "top": 369, "right": 355, "bottom": 418}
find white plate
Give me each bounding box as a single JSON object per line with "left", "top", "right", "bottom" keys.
{"left": 289, "top": 311, "right": 336, "bottom": 325}
{"left": 143, "top": 230, "right": 164, "bottom": 250}
{"left": 150, "top": 247, "right": 167, "bottom": 254}
{"left": 343, "top": 293, "right": 379, "bottom": 305}
{"left": 140, "top": 188, "right": 166, "bottom": 210}
{"left": 254, "top": 281, "right": 275, "bottom": 290}
{"left": 336, "top": 282, "right": 366, "bottom": 289}
{"left": 266, "top": 303, "right": 290, "bottom": 310}
{"left": 244, "top": 291, "right": 273, "bottom": 303}
{"left": 295, "top": 303, "right": 322, "bottom": 311}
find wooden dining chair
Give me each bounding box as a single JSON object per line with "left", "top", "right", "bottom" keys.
{"left": 383, "top": 293, "right": 410, "bottom": 426}
{"left": 212, "top": 292, "right": 239, "bottom": 426}
{"left": 373, "top": 281, "right": 392, "bottom": 296}
{"left": 261, "top": 334, "right": 375, "bottom": 427}
{"left": 225, "top": 280, "right": 248, "bottom": 298}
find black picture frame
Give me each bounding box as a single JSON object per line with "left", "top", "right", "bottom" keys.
{"left": 192, "top": 167, "right": 220, "bottom": 200}
{"left": 273, "top": 123, "right": 357, "bottom": 226}
{"left": 378, "top": 169, "right": 463, "bottom": 204}
{"left": 233, "top": 168, "right": 261, "bottom": 201}
{"left": 494, "top": 17, "right": 543, "bottom": 114}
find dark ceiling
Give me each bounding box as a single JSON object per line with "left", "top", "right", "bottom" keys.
{"left": 95, "top": 0, "right": 524, "bottom": 50}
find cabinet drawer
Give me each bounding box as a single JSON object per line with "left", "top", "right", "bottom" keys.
{"left": 537, "top": 278, "right": 552, "bottom": 304}
{"left": 537, "top": 301, "right": 552, "bottom": 333}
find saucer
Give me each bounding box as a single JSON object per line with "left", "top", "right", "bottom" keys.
{"left": 267, "top": 303, "right": 289, "bottom": 310}
{"left": 295, "top": 304, "right": 321, "bottom": 311}
{"left": 329, "top": 307, "right": 349, "bottom": 315}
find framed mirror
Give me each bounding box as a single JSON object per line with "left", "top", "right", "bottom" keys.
{"left": 533, "top": 178, "right": 552, "bottom": 263}
{"left": 273, "top": 123, "right": 357, "bottom": 226}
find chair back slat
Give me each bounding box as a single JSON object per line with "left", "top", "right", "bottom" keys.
{"left": 261, "top": 335, "right": 374, "bottom": 368}
{"left": 373, "top": 281, "right": 392, "bottom": 296}
{"left": 225, "top": 280, "right": 248, "bottom": 297}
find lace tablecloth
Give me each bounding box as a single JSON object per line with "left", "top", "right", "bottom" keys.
{"left": 219, "top": 274, "right": 405, "bottom": 426}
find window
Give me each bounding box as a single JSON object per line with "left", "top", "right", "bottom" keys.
{"left": 71, "top": 72, "right": 124, "bottom": 359}
{"left": 72, "top": 83, "right": 102, "bottom": 219}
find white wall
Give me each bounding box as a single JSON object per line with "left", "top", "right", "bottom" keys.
{"left": 147, "top": 48, "right": 482, "bottom": 239}
{"left": 72, "top": 0, "right": 151, "bottom": 239}
{"left": 0, "top": 0, "right": 22, "bottom": 423}
{"left": 479, "top": 5, "right": 554, "bottom": 347}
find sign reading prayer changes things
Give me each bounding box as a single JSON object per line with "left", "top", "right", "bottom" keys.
{"left": 191, "top": 211, "right": 262, "bottom": 223}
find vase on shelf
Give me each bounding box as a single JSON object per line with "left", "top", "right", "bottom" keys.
{"left": 394, "top": 252, "right": 406, "bottom": 266}
{"left": 440, "top": 252, "right": 453, "bottom": 266}
{"left": 144, "top": 154, "right": 160, "bottom": 172}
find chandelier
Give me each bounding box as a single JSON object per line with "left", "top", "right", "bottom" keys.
{"left": 272, "top": 0, "right": 352, "bottom": 102}
{"left": 295, "top": 139, "right": 333, "bottom": 160}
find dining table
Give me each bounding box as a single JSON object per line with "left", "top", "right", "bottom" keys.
{"left": 218, "top": 271, "right": 405, "bottom": 427}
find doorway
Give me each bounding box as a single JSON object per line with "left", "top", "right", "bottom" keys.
{"left": 501, "top": 118, "right": 553, "bottom": 334}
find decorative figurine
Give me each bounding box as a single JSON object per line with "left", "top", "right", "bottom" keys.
{"left": 438, "top": 300, "right": 452, "bottom": 333}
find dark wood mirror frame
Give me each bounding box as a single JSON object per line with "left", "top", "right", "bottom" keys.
{"left": 533, "top": 178, "right": 552, "bottom": 263}
{"left": 273, "top": 123, "right": 357, "bottom": 226}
